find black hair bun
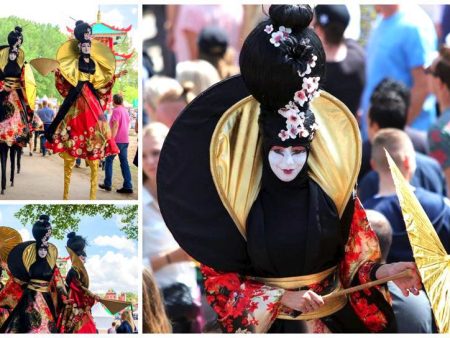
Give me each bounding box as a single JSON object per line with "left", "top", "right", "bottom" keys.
{"left": 67, "top": 232, "right": 76, "bottom": 239}
{"left": 269, "top": 5, "right": 313, "bottom": 31}
{"left": 14, "top": 26, "right": 22, "bottom": 34}
{"left": 75, "top": 20, "right": 84, "bottom": 27}
{"left": 39, "top": 215, "right": 50, "bottom": 222}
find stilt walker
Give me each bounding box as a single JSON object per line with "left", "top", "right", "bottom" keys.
{"left": 43, "top": 20, "right": 122, "bottom": 200}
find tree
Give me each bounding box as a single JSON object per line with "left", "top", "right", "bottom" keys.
{"left": 14, "top": 205, "right": 138, "bottom": 240}
{"left": 0, "top": 17, "right": 68, "bottom": 101}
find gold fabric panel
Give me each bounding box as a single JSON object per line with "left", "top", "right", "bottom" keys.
{"left": 387, "top": 151, "right": 450, "bottom": 333}
{"left": 22, "top": 243, "right": 58, "bottom": 273}
{"left": 0, "top": 226, "right": 22, "bottom": 261}
{"left": 23, "top": 63, "right": 36, "bottom": 107}
{"left": 308, "top": 91, "right": 361, "bottom": 217}
{"left": 210, "top": 96, "right": 262, "bottom": 239}
{"left": 0, "top": 48, "right": 24, "bottom": 72}
{"left": 67, "top": 246, "right": 89, "bottom": 288}
{"left": 250, "top": 266, "right": 347, "bottom": 320}
{"left": 56, "top": 39, "right": 115, "bottom": 89}
{"left": 210, "top": 91, "right": 361, "bottom": 238}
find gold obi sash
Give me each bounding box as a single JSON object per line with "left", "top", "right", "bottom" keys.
{"left": 249, "top": 266, "right": 347, "bottom": 321}
{"left": 3, "top": 77, "right": 21, "bottom": 91}
{"left": 27, "top": 279, "right": 51, "bottom": 292}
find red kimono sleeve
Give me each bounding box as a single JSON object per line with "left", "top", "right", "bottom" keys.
{"left": 200, "top": 265, "right": 285, "bottom": 333}
{"left": 339, "top": 197, "right": 393, "bottom": 332}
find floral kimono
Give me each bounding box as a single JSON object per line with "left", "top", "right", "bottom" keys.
{"left": 0, "top": 242, "right": 67, "bottom": 333}
{"left": 58, "top": 248, "right": 97, "bottom": 333}
{"left": 0, "top": 270, "right": 23, "bottom": 328}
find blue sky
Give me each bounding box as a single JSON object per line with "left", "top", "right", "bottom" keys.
{"left": 1, "top": 204, "right": 138, "bottom": 294}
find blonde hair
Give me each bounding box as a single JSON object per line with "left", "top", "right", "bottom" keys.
{"left": 371, "top": 128, "right": 416, "bottom": 175}
{"left": 176, "top": 60, "right": 221, "bottom": 99}
{"left": 143, "top": 76, "right": 184, "bottom": 111}
{"left": 142, "top": 268, "right": 172, "bottom": 333}
{"left": 143, "top": 122, "right": 169, "bottom": 144}
{"left": 121, "top": 309, "right": 136, "bottom": 332}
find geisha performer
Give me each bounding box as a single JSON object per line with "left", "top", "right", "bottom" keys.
{"left": 157, "top": 5, "right": 422, "bottom": 333}
{"left": 45, "top": 20, "right": 123, "bottom": 200}
{"left": 0, "top": 227, "right": 24, "bottom": 328}
{"left": 0, "top": 26, "right": 35, "bottom": 194}
{"left": 58, "top": 232, "right": 99, "bottom": 333}
{"left": 0, "top": 215, "right": 67, "bottom": 333}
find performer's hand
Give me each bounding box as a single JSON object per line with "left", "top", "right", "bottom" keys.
{"left": 63, "top": 299, "right": 75, "bottom": 305}
{"left": 375, "top": 262, "right": 422, "bottom": 297}
{"left": 280, "top": 290, "right": 324, "bottom": 314}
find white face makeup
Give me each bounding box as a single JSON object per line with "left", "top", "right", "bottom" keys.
{"left": 38, "top": 247, "right": 48, "bottom": 258}
{"left": 8, "top": 52, "right": 17, "bottom": 61}
{"left": 268, "top": 145, "right": 307, "bottom": 182}
{"left": 79, "top": 42, "right": 91, "bottom": 55}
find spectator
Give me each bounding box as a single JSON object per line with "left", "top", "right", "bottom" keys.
{"left": 143, "top": 76, "right": 189, "bottom": 127}
{"left": 197, "top": 26, "right": 239, "bottom": 79}
{"left": 427, "top": 45, "right": 450, "bottom": 198}
{"left": 366, "top": 209, "right": 435, "bottom": 333}
{"left": 364, "top": 128, "right": 450, "bottom": 263}
{"left": 176, "top": 59, "right": 221, "bottom": 98}
{"left": 107, "top": 321, "right": 117, "bottom": 334}
{"left": 360, "top": 5, "right": 437, "bottom": 139}
{"left": 99, "top": 94, "right": 133, "bottom": 194}
{"left": 142, "top": 268, "right": 172, "bottom": 333}
{"left": 313, "top": 5, "right": 365, "bottom": 116}
{"left": 36, "top": 97, "right": 55, "bottom": 156}
{"left": 169, "top": 5, "right": 243, "bottom": 63}
{"left": 142, "top": 122, "right": 201, "bottom": 333}
{"left": 116, "top": 310, "right": 135, "bottom": 334}
{"left": 358, "top": 82, "right": 446, "bottom": 202}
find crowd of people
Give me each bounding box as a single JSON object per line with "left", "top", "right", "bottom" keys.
{"left": 142, "top": 4, "right": 450, "bottom": 334}
{"left": 0, "top": 22, "right": 136, "bottom": 200}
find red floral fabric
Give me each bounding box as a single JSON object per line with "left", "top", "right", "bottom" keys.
{"left": 0, "top": 271, "right": 24, "bottom": 328}
{"left": 201, "top": 265, "right": 284, "bottom": 333}
{"left": 58, "top": 272, "right": 97, "bottom": 333}
{"left": 46, "top": 71, "right": 119, "bottom": 160}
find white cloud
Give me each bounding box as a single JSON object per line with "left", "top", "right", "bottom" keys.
{"left": 102, "top": 9, "right": 126, "bottom": 28}
{"left": 93, "top": 235, "right": 136, "bottom": 254}
{"left": 18, "top": 227, "right": 31, "bottom": 241}
{"left": 85, "top": 251, "right": 138, "bottom": 293}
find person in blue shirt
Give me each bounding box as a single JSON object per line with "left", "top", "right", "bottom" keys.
{"left": 363, "top": 128, "right": 450, "bottom": 263}
{"left": 36, "top": 98, "right": 55, "bottom": 156}
{"left": 360, "top": 5, "right": 437, "bottom": 140}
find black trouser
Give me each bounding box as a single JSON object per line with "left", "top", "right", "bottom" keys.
{"left": 0, "top": 143, "right": 9, "bottom": 192}
{"left": 9, "top": 144, "right": 22, "bottom": 186}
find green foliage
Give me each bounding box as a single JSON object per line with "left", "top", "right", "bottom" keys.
{"left": 14, "top": 204, "right": 138, "bottom": 240}
{"left": 112, "top": 35, "right": 138, "bottom": 105}
{"left": 0, "top": 16, "right": 67, "bottom": 102}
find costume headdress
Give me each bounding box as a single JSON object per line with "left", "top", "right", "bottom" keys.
{"left": 7, "top": 26, "right": 23, "bottom": 50}
{"left": 67, "top": 232, "right": 87, "bottom": 258}
{"left": 32, "top": 214, "right": 52, "bottom": 248}
{"left": 74, "top": 20, "right": 92, "bottom": 44}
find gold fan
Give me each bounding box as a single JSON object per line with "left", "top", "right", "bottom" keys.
{"left": 29, "top": 58, "right": 59, "bottom": 76}
{"left": 0, "top": 226, "right": 22, "bottom": 262}
{"left": 386, "top": 150, "right": 450, "bottom": 333}
{"left": 98, "top": 298, "right": 132, "bottom": 314}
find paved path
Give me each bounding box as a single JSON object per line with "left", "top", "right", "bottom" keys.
{"left": 0, "top": 135, "right": 138, "bottom": 201}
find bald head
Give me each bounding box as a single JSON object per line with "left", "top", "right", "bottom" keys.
{"left": 371, "top": 128, "right": 416, "bottom": 179}
{"left": 365, "top": 209, "right": 392, "bottom": 263}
